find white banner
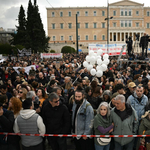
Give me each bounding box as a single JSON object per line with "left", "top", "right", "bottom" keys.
{"left": 41, "top": 53, "right": 62, "bottom": 58}
{"left": 12, "top": 65, "right": 36, "bottom": 75}
{"left": 89, "top": 44, "right": 126, "bottom": 56}
{"left": 18, "top": 48, "right": 32, "bottom": 57}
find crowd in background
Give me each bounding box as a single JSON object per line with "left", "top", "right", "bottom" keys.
{"left": 0, "top": 53, "right": 150, "bottom": 150}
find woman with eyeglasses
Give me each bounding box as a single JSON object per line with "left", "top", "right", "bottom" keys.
{"left": 17, "top": 88, "right": 27, "bottom": 102}
{"left": 37, "top": 88, "right": 48, "bottom": 107}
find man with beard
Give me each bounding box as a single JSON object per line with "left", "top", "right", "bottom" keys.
{"left": 72, "top": 88, "right": 94, "bottom": 150}
{"left": 42, "top": 92, "right": 70, "bottom": 150}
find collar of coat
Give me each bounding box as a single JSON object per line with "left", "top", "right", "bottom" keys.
{"left": 114, "top": 103, "right": 133, "bottom": 121}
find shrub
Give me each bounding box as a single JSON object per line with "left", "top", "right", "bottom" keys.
{"left": 61, "top": 46, "right": 76, "bottom": 53}
{"left": 50, "top": 50, "right": 55, "bottom": 53}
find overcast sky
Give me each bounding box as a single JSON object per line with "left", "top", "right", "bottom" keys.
{"left": 0, "top": 0, "right": 150, "bottom": 35}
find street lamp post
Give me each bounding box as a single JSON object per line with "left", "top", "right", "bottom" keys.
{"left": 105, "top": 0, "right": 113, "bottom": 54}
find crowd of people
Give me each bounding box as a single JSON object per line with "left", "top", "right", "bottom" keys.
{"left": 0, "top": 53, "right": 150, "bottom": 150}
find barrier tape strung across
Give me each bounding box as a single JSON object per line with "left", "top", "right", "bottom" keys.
{"left": 0, "top": 132, "right": 149, "bottom": 138}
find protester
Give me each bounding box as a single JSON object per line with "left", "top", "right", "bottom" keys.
{"left": 13, "top": 98, "right": 45, "bottom": 150}
{"left": 94, "top": 102, "right": 114, "bottom": 150}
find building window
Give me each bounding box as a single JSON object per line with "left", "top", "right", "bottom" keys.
{"left": 93, "top": 23, "right": 97, "bottom": 28}
{"left": 129, "top": 21, "right": 132, "bottom": 27}
{"left": 77, "top": 11, "right": 80, "bottom": 16}
{"left": 78, "top": 23, "right": 80, "bottom": 28}
{"left": 85, "top": 23, "right": 88, "bottom": 28}
{"left": 53, "top": 36, "right": 55, "bottom": 41}
{"left": 61, "top": 36, "right": 64, "bottom": 41}
{"left": 60, "top": 23, "right": 63, "bottom": 29}
{"left": 68, "top": 11, "right": 71, "bottom": 17}
{"left": 94, "top": 11, "right": 97, "bottom": 16}
{"left": 102, "top": 11, "right": 105, "bottom": 16}
{"left": 125, "top": 10, "right": 127, "bottom": 16}
{"left": 147, "top": 23, "right": 150, "bottom": 28}
{"left": 136, "top": 11, "right": 139, "bottom": 16}
{"left": 52, "top": 23, "right": 55, "bottom": 29}
{"left": 129, "top": 9, "right": 132, "bottom": 16}
{"left": 136, "top": 22, "right": 139, "bottom": 27}
{"left": 102, "top": 35, "right": 105, "bottom": 40}
{"left": 94, "top": 35, "right": 97, "bottom": 40}
{"left": 121, "top": 9, "right": 124, "bottom": 16}
{"left": 125, "top": 21, "right": 127, "bottom": 27}
{"left": 121, "top": 21, "right": 124, "bottom": 27}
{"left": 85, "top": 35, "right": 88, "bottom": 40}
{"left": 85, "top": 11, "right": 88, "bottom": 16}
{"left": 69, "top": 35, "right": 72, "bottom": 40}
{"left": 52, "top": 12, "right": 55, "bottom": 17}
{"left": 147, "top": 11, "right": 150, "bottom": 16}
{"left": 78, "top": 35, "right": 80, "bottom": 40}
{"left": 113, "top": 10, "right": 116, "bottom": 16}
{"left": 68, "top": 23, "right": 72, "bottom": 29}
{"left": 60, "top": 12, "right": 63, "bottom": 17}
{"left": 113, "top": 22, "right": 117, "bottom": 27}
{"left": 102, "top": 23, "right": 105, "bottom": 28}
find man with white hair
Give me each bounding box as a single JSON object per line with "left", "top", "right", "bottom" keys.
{"left": 110, "top": 94, "right": 138, "bottom": 150}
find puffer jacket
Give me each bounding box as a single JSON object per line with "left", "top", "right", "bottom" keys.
{"left": 110, "top": 104, "right": 138, "bottom": 146}
{"left": 127, "top": 92, "right": 148, "bottom": 120}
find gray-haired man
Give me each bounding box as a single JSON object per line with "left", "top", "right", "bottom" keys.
{"left": 110, "top": 94, "right": 138, "bottom": 150}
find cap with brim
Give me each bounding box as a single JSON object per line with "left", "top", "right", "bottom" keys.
{"left": 128, "top": 82, "right": 136, "bottom": 88}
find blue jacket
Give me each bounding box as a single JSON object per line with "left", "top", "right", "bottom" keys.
{"left": 127, "top": 93, "right": 148, "bottom": 121}
{"left": 72, "top": 99, "right": 94, "bottom": 136}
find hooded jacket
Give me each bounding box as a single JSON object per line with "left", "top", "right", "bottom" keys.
{"left": 127, "top": 92, "right": 148, "bottom": 120}
{"left": 13, "top": 109, "right": 45, "bottom": 147}
{"left": 110, "top": 104, "right": 138, "bottom": 146}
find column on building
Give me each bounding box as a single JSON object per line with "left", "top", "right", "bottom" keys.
{"left": 116, "top": 32, "right": 118, "bottom": 42}
{"left": 120, "top": 32, "right": 122, "bottom": 42}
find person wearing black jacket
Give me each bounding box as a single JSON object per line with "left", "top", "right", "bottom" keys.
{"left": 126, "top": 36, "right": 133, "bottom": 56}
{"left": 42, "top": 92, "right": 70, "bottom": 150}
{"left": 0, "top": 101, "right": 16, "bottom": 150}
{"left": 139, "top": 33, "right": 150, "bottom": 58}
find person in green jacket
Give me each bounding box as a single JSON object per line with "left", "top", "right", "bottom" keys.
{"left": 110, "top": 94, "right": 139, "bottom": 150}
{"left": 94, "top": 102, "right": 114, "bottom": 150}
{"left": 139, "top": 110, "right": 150, "bottom": 149}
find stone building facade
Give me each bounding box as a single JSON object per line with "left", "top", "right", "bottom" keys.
{"left": 47, "top": 0, "right": 150, "bottom": 53}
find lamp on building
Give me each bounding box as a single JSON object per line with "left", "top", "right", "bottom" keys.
{"left": 105, "top": 0, "right": 113, "bottom": 54}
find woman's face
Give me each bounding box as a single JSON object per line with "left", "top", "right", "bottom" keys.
{"left": 18, "top": 90, "right": 23, "bottom": 98}
{"left": 9, "top": 99, "right": 13, "bottom": 108}
{"left": 37, "top": 89, "right": 42, "bottom": 97}
{"left": 88, "top": 90, "right": 92, "bottom": 96}
{"left": 100, "top": 105, "right": 107, "bottom": 116}
{"left": 104, "top": 95, "right": 109, "bottom": 100}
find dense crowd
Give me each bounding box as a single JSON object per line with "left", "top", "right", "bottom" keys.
{"left": 0, "top": 53, "right": 150, "bottom": 150}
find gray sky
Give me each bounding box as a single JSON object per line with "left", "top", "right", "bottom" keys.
{"left": 0, "top": 0, "right": 150, "bottom": 35}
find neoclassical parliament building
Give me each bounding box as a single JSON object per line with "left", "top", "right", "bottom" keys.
{"left": 47, "top": 0, "right": 150, "bottom": 52}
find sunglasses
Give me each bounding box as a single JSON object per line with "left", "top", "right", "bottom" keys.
{"left": 19, "top": 91, "right": 23, "bottom": 93}
{"left": 53, "top": 100, "right": 59, "bottom": 103}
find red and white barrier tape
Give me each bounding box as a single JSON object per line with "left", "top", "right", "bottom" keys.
{"left": 0, "top": 132, "right": 149, "bottom": 138}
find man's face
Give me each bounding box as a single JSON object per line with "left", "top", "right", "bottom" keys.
{"left": 115, "top": 99, "right": 125, "bottom": 111}
{"left": 16, "top": 76, "right": 20, "bottom": 82}
{"left": 56, "top": 89, "right": 62, "bottom": 97}
{"left": 82, "top": 80, "right": 86, "bottom": 86}
{"left": 39, "top": 73, "right": 43, "bottom": 79}
{"left": 50, "top": 98, "right": 60, "bottom": 107}
{"left": 136, "top": 87, "right": 143, "bottom": 98}
{"left": 118, "top": 88, "right": 124, "bottom": 94}
{"left": 75, "top": 91, "right": 83, "bottom": 105}
{"left": 129, "top": 87, "right": 136, "bottom": 93}
{"left": 138, "top": 77, "right": 142, "bottom": 83}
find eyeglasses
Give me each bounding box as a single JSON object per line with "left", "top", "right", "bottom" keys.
{"left": 53, "top": 100, "right": 59, "bottom": 103}
{"left": 19, "top": 91, "right": 23, "bottom": 93}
